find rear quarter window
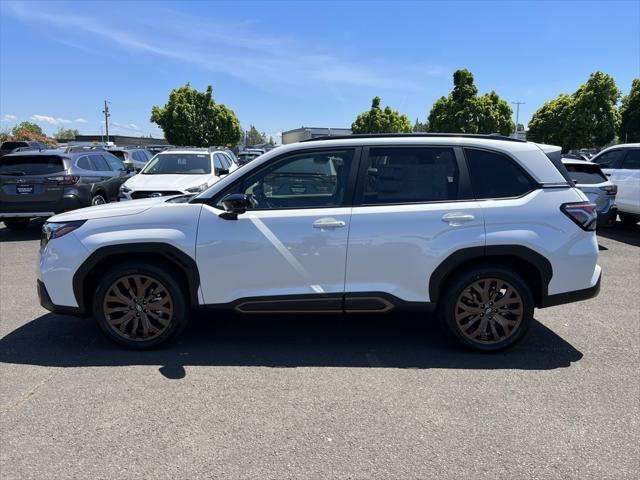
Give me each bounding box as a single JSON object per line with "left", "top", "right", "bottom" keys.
{"left": 564, "top": 163, "right": 607, "bottom": 184}
{"left": 465, "top": 148, "right": 536, "bottom": 199}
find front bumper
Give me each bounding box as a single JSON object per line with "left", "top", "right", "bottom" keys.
{"left": 37, "top": 280, "right": 85, "bottom": 316}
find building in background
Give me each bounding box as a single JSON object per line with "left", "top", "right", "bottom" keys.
{"left": 73, "top": 135, "right": 169, "bottom": 147}
{"left": 282, "top": 127, "right": 351, "bottom": 144}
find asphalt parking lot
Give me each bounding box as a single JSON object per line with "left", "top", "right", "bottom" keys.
{"left": 0, "top": 220, "right": 638, "bottom": 479}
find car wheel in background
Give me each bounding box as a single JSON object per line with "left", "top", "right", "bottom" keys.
{"left": 2, "top": 217, "right": 31, "bottom": 231}
{"left": 619, "top": 213, "right": 640, "bottom": 225}
{"left": 439, "top": 266, "right": 534, "bottom": 352}
{"left": 93, "top": 261, "right": 190, "bottom": 349}
{"left": 91, "top": 194, "right": 107, "bottom": 206}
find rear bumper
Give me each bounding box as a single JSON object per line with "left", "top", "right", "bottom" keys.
{"left": 540, "top": 267, "right": 601, "bottom": 308}
{"left": 596, "top": 205, "right": 617, "bottom": 227}
{"left": 0, "top": 193, "right": 88, "bottom": 218}
{"left": 37, "top": 280, "right": 85, "bottom": 316}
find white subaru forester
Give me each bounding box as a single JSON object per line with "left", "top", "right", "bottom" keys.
{"left": 38, "top": 134, "right": 601, "bottom": 351}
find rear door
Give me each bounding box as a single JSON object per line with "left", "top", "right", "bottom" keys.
{"left": 0, "top": 154, "right": 68, "bottom": 213}
{"left": 344, "top": 145, "right": 484, "bottom": 306}
{"left": 613, "top": 149, "right": 640, "bottom": 214}
{"left": 99, "top": 153, "right": 129, "bottom": 200}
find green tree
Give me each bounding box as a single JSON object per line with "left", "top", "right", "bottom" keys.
{"left": 619, "top": 78, "right": 640, "bottom": 143}
{"left": 150, "top": 83, "right": 242, "bottom": 147}
{"left": 527, "top": 94, "right": 577, "bottom": 151}
{"left": 245, "top": 125, "right": 267, "bottom": 146}
{"left": 413, "top": 118, "right": 428, "bottom": 132}
{"left": 427, "top": 69, "right": 513, "bottom": 135}
{"left": 351, "top": 96, "right": 412, "bottom": 134}
{"left": 268, "top": 136, "right": 275, "bottom": 145}
{"left": 11, "top": 121, "right": 42, "bottom": 136}
{"left": 54, "top": 127, "right": 80, "bottom": 140}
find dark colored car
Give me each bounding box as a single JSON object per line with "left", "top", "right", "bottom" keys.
{"left": 0, "top": 148, "right": 131, "bottom": 230}
{"left": 107, "top": 147, "right": 154, "bottom": 172}
{"left": 0, "top": 140, "right": 50, "bottom": 158}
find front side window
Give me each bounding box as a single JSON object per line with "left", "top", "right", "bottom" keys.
{"left": 89, "top": 154, "right": 111, "bottom": 171}
{"left": 103, "top": 154, "right": 125, "bottom": 171}
{"left": 361, "top": 147, "right": 459, "bottom": 205}
{"left": 216, "top": 149, "right": 354, "bottom": 210}
{"left": 593, "top": 149, "right": 626, "bottom": 168}
{"left": 465, "top": 149, "right": 535, "bottom": 199}
{"left": 621, "top": 149, "right": 640, "bottom": 170}
{"left": 141, "top": 153, "right": 211, "bottom": 175}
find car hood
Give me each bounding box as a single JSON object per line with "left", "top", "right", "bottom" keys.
{"left": 124, "top": 173, "right": 214, "bottom": 191}
{"left": 48, "top": 196, "right": 170, "bottom": 222}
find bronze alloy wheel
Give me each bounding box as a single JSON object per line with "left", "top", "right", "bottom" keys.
{"left": 454, "top": 277, "right": 524, "bottom": 345}
{"left": 102, "top": 274, "right": 173, "bottom": 341}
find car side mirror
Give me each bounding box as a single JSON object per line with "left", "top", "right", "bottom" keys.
{"left": 217, "top": 168, "right": 230, "bottom": 176}
{"left": 220, "top": 193, "right": 248, "bottom": 220}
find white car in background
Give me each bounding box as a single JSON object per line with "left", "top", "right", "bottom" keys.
{"left": 119, "top": 148, "right": 238, "bottom": 200}
{"left": 590, "top": 144, "right": 640, "bottom": 225}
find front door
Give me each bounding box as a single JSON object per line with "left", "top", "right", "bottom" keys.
{"left": 196, "top": 148, "right": 358, "bottom": 309}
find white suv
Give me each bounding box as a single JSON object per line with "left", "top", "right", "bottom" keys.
{"left": 38, "top": 134, "right": 601, "bottom": 351}
{"left": 118, "top": 148, "right": 238, "bottom": 200}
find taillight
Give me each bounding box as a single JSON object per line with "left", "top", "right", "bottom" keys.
{"left": 47, "top": 175, "right": 79, "bottom": 185}
{"left": 599, "top": 184, "right": 617, "bottom": 196}
{"left": 561, "top": 202, "right": 597, "bottom": 231}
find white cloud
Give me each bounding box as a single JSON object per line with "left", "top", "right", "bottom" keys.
{"left": 57, "top": 117, "right": 72, "bottom": 124}
{"left": 2, "top": 114, "right": 17, "bottom": 121}
{"left": 31, "top": 114, "right": 58, "bottom": 125}
{"left": 75, "top": 118, "right": 88, "bottom": 123}
{"left": 125, "top": 123, "right": 140, "bottom": 131}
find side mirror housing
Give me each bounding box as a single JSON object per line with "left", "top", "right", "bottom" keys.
{"left": 217, "top": 168, "right": 230, "bottom": 176}
{"left": 220, "top": 193, "right": 248, "bottom": 220}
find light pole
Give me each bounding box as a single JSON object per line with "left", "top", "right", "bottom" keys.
{"left": 511, "top": 101, "right": 525, "bottom": 137}
{"left": 102, "top": 100, "right": 111, "bottom": 143}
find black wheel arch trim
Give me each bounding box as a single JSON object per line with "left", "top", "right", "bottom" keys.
{"left": 72, "top": 242, "right": 201, "bottom": 315}
{"left": 429, "top": 245, "right": 553, "bottom": 306}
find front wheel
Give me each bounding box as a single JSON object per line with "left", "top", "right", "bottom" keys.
{"left": 93, "top": 261, "right": 189, "bottom": 349}
{"left": 439, "top": 266, "right": 534, "bottom": 352}
{"left": 3, "top": 217, "right": 31, "bottom": 231}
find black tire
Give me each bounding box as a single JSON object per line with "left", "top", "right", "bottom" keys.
{"left": 93, "top": 261, "right": 190, "bottom": 349}
{"left": 3, "top": 217, "right": 31, "bottom": 231}
{"left": 91, "top": 193, "right": 107, "bottom": 206}
{"left": 438, "top": 266, "right": 534, "bottom": 352}
{"left": 619, "top": 213, "right": 640, "bottom": 226}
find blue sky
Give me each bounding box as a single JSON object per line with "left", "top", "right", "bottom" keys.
{"left": 1, "top": 0, "right": 638, "bottom": 142}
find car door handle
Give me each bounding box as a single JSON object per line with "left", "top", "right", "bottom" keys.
{"left": 313, "top": 218, "right": 346, "bottom": 229}
{"left": 442, "top": 212, "right": 475, "bottom": 225}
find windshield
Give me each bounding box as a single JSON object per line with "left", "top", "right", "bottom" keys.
{"left": 141, "top": 153, "right": 211, "bottom": 175}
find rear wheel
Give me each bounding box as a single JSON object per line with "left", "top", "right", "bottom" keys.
{"left": 93, "top": 261, "right": 189, "bottom": 349}
{"left": 91, "top": 194, "right": 107, "bottom": 206}
{"left": 439, "top": 266, "right": 534, "bottom": 352}
{"left": 3, "top": 217, "right": 31, "bottom": 231}
{"left": 619, "top": 213, "right": 640, "bottom": 225}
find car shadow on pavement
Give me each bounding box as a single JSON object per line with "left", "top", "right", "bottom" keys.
{"left": 597, "top": 220, "right": 640, "bottom": 247}
{"left": 0, "top": 311, "right": 583, "bottom": 378}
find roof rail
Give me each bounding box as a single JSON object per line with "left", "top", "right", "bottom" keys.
{"left": 301, "top": 133, "right": 526, "bottom": 143}
{"left": 62, "top": 145, "right": 106, "bottom": 153}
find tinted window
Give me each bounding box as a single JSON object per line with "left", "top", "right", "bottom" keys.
{"left": 564, "top": 163, "right": 607, "bottom": 184}
{"left": 0, "top": 155, "right": 65, "bottom": 175}
{"left": 89, "top": 154, "right": 111, "bottom": 171}
{"left": 141, "top": 153, "right": 211, "bottom": 174}
{"left": 0, "top": 142, "right": 29, "bottom": 151}
{"left": 103, "top": 154, "right": 125, "bottom": 171}
{"left": 362, "top": 147, "right": 458, "bottom": 204}
{"left": 217, "top": 150, "right": 354, "bottom": 210}
{"left": 593, "top": 149, "right": 626, "bottom": 168}
{"left": 213, "top": 154, "right": 226, "bottom": 172}
{"left": 220, "top": 153, "right": 232, "bottom": 169}
{"left": 109, "top": 150, "right": 127, "bottom": 161}
{"left": 77, "top": 156, "right": 93, "bottom": 170}
{"left": 466, "top": 149, "right": 535, "bottom": 199}
{"left": 621, "top": 150, "right": 640, "bottom": 170}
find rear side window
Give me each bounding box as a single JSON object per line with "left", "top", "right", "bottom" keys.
{"left": 77, "top": 156, "right": 94, "bottom": 170}
{"left": 621, "top": 150, "right": 640, "bottom": 170}
{"left": 362, "top": 147, "right": 459, "bottom": 204}
{"left": 0, "top": 155, "right": 65, "bottom": 175}
{"left": 593, "top": 149, "right": 626, "bottom": 168}
{"left": 564, "top": 163, "right": 607, "bottom": 184}
{"left": 465, "top": 149, "right": 535, "bottom": 199}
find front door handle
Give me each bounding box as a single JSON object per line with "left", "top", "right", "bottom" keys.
{"left": 313, "top": 217, "right": 346, "bottom": 229}
{"left": 442, "top": 212, "right": 475, "bottom": 226}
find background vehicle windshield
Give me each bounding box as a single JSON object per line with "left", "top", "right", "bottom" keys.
{"left": 141, "top": 153, "right": 211, "bottom": 175}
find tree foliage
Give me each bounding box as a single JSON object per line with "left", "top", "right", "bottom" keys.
{"left": 54, "top": 127, "right": 80, "bottom": 140}
{"left": 528, "top": 71, "right": 621, "bottom": 150}
{"left": 351, "top": 96, "right": 412, "bottom": 134}
{"left": 413, "top": 118, "right": 428, "bottom": 132}
{"left": 619, "top": 78, "right": 640, "bottom": 143}
{"left": 427, "top": 69, "right": 513, "bottom": 136}
{"left": 150, "top": 83, "right": 242, "bottom": 147}
{"left": 11, "top": 121, "right": 43, "bottom": 136}
{"left": 245, "top": 125, "right": 267, "bottom": 146}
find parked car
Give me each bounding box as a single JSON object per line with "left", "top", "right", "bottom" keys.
{"left": 147, "top": 145, "right": 171, "bottom": 154}
{"left": 118, "top": 148, "right": 238, "bottom": 200}
{"left": 107, "top": 147, "right": 153, "bottom": 172}
{"left": 37, "top": 134, "right": 601, "bottom": 352}
{"left": 237, "top": 150, "right": 262, "bottom": 165}
{"left": 0, "top": 148, "right": 130, "bottom": 230}
{"left": 562, "top": 158, "right": 617, "bottom": 227}
{"left": 590, "top": 143, "right": 640, "bottom": 225}
{"left": 0, "top": 140, "right": 50, "bottom": 157}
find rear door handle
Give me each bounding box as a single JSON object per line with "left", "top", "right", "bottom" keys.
{"left": 442, "top": 212, "right": 475, "bottom": 225}
{"left": 313, "top": 217, "right": 346, "bottom": 229}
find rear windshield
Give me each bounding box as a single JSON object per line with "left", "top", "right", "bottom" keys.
{"left": 109, "top": 150, "right": 126, "bottom": 161}
{"left": 141, "top": 153, "right": 211, "bottom": 175}
{"left": 564, "top": 163, "right": 607, "bottom": 184}
{"left": 0, "top": 155, "right": 65, "bottom": 176}
{"left": 0, "top": 141, "right": 28, "bottom": 151}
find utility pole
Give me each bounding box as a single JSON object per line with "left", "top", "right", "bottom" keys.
{"left": 102, "top": 100, "right": 110, "bottom": 143}
{"left": 511, "top": 101, "right": 525, "bottom": 137}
